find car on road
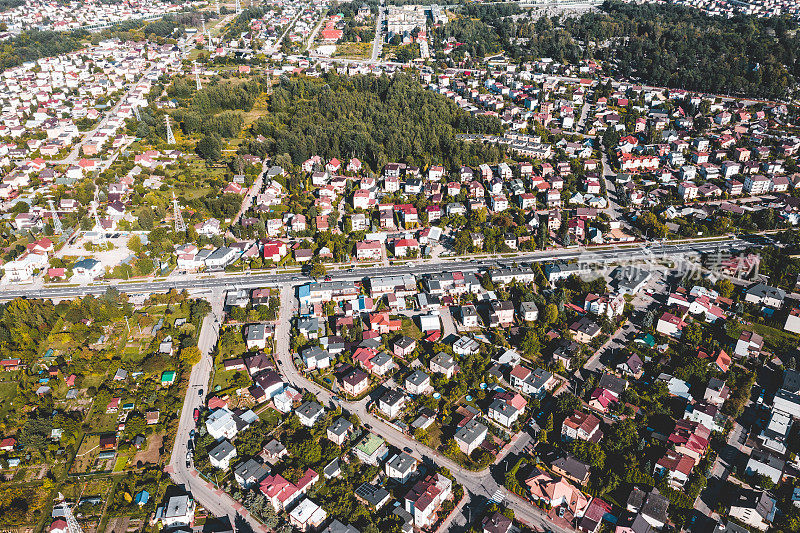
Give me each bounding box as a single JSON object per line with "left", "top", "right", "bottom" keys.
{"left": 403, "top": 446, "right": 413, "bottom": 453}
{"left": 198, "top": 388, "right": 203, "bottom": 396}
{"left": 193, "top": 408, "right": 200, "bottom": 424}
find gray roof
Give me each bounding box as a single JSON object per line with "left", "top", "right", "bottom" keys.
{"left": 324, "top": 458, "right": 341, "bottom": 478}
{"left": 246, "top": 323, "right": 267, "bottom": 341}
{"left": 371, "top": 351, "right": 393, "bottom": 367}
{"left": 74, "top": 257, "right": 100, "bottom": 270}
{"left": 640, "top": 489, "right": 669, "bottom": 524}
{"left": 234, "top": 458, "right": 269, "bottom": 484}
{"left": 302, "top": 346, "right": 329, "bottom": 360}
{"left": 328, "top": 417, "right": 353, "bottom": 438}
{"left": 713, "top": 521, "right": 749, "bottom": 533}
{"left": 454, "top": 420, "right": 487, "bottom": 446}
{"left": 387, "top": 452, "right": 416, "bottom": 474}
{"left": 355, "top": 483, "right": 391, "bottom": 508}
{"left": 611, "top": 266, "right": 651, "bottom": 291}
{"left": 734, "top": 489, "right": 776, "bottom": 520}
{"left": 322, "top": 520, "right": 360, "bottom": 533}
{"left": 783, "top": 369, "right": 800, "bottom": 394}
{"left": 489, "top": 398, "right": 518, "bottom": 418}
{"left": 209, "top": 440, "right": 236, "bottom": 461}
{"left": 297, "top": 401, "right": 324, "bottom": 420}
{"left": 599, "top": 373, "right": 628, "bottom": 396}
{"left": 530, "top": 368, "right": 554, "bottom": 390}
{"left": 381, "top": 389, "right": 405, "bottom": 407}
{"left": 406, "top": 370, "right": 430, "bottom": 388}
{"left": 164, "top": 495, "right": 191, "bottom": 518}
{"left": 431, "top": 352, "right": 456, "bottom": 370}
{"left": 746, "top": 282, "right": 785, "bottom": 301}
{"left": 550, "top": 455, "right": 590, "bottom": 481}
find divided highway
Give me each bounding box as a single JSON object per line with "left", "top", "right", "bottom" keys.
{"left": 0, "top": 239, "right": 748, "bottom": 301}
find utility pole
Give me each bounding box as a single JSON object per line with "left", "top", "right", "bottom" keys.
{"left": 173, "top": 192, "right": 186, "bottom": 233}
{"left": 48, "top": 199, "right": 62, "bottom": 234}
{"left": 165, "top": 114, "right": 175, "bottom": 144}
{"left": 194, "top": 61, "right": 202, "bottom": 91}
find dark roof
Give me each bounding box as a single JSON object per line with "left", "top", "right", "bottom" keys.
{"left": 354, "top": 483, "right": 390, "bottom": 508}
{"left": 482, "top": 511, "right": 512, "bottom": 533}
{"left": 735, "top": 489, "right": 775, "bottom": 520}
{"left": 641, "top": 489, "right": 669, "bottom": 523}
{"left": 599, "top": 372, "right": 628, "bottom": 395}
{"left": 550, "top": 455, "right": 590, "bottom": 481}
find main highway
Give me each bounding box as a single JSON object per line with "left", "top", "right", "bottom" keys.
{"left": 0, "top": 238, "right": 749, "bottom": 301}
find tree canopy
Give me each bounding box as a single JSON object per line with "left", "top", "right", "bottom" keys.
{"left": 249, "top": 72, "right": 505, "bottom": 171}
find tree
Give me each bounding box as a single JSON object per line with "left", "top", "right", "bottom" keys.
{"left": 683, "top": 322, "right": 703, "bottom": 347}
{"left": 607, "top": 418, "right": 638, "bottom": 452}
{"left": 138, "top": 208, "right": 155, "bottom": 230}
{"left": 715, "top": 279, "right": 734, "bottom": 299}
{"left": 196, "top": 134, "right": 223, "bottom": 161}
{"left": 519, "top": 327, "right": 540, "bottom": 357}
{"left": 642, "top": 310, "right": 655, "bottom": 330}
{"left": 180, "top": 346, "right": 201, "bottom": 366}
{"left": 308, "top": 261, "right": 326, "bottom": 278}
{"left": 543, "top": 303, "right": 558, "bottom": 324}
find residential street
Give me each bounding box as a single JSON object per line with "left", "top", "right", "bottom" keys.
{"left": 274, "top": 286, "right": 574, "bottom": 533}
{"left": 166, "top": 290, "right": 270, "bottom": 532}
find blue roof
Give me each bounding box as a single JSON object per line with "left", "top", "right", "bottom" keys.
{"left": 135, "top": 490, "right": 149, "bottom": 504}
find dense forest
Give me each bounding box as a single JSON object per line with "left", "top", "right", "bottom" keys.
{"left": 0, "top": 30, "right": 85, "bottom": 71}
{"left": 0, "top": 0, "right": 22, "bottom": 11}
{"left": 437, "top": 0, "right": 799, "bottom": 98}
{"left": 0, "top": 12, "right": 202, "bottom": 72}
{"left": 246, "top": 72, "right": 505, "bottom": 170}
{"left": 167, "top": 77, "right": 268, "bottom": 143}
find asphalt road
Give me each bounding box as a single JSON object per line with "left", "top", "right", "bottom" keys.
{"left": 150, "top": 238, "right": 751, "bottom": 530}
{"left": 166, "top": 291, "right": 270, "bottom": 531}
{"left": 273, "top": 286, "right": 574, "bottom": 533}
{"left": 0, "top": 239, "right": 749, "bottom": 301}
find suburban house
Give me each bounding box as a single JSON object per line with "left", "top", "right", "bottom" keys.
{"left": 562, "top": 410, "right": 603, "bottom": 443}
{"left": 404, "top": 473, "right": 452, "bottom": 528}
{"left": 525, "top": 468, "right": 591, "bottom": 518}
{"left": 454, "top": 420, "right": 488, "bottom": 455}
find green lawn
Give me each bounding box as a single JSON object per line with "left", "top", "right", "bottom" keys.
{"left": 747, "top": 322, "right": 799, "bottom": 352}
{"left": 0, "top": 381, "right": 18, "bottom": 426}
{"left": 113, "top": 456, "right": 128, "bottom": 472}
{"left": 400, "top": 318, "right": 422, "bottom": 340}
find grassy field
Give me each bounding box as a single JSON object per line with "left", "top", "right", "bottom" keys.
{"left": 747, "top": 322, "right": 799, "bottom": 352}
{"left": 72, "top": 434, "right": 102, "bottom": 474}
{"left": 242, "top": 93, "right": 271, "bottom": 127}
{"left": 333, "top": 42, "right": 371, "bottom": 59}
{"left": 0, "top": 381, "right": 18, "bottom": 424}
{"left": 400, "top": 317, "right": 423, "bottom": 340}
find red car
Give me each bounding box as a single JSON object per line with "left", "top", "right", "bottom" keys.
{"left": 193, "top": 408, "right": 200, "bottom": 424}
